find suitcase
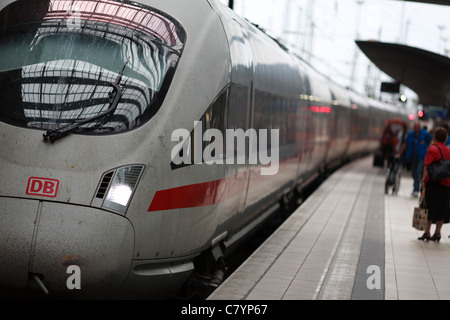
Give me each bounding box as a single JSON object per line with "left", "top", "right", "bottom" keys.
{"left": 373, "top": 151, "right": 384, "bottom": 167}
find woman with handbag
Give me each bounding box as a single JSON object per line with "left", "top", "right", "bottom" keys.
{"left": 418, "top": 127, "right": 450, "bottom": 241}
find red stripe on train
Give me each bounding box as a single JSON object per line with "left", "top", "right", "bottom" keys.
{"left": 147, "top": 172, "right": 248, "bottom": 212}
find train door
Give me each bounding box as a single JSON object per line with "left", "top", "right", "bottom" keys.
{"left": 326, "top": 84, "right": 351, "bottom": 170}
{"left": 299, "top": 69, "right": 331, "bottom": 183}
{"left": 294, "top": 66, "right": 311, "bottom": 187}
{"left": 213, "top": 14, "right": 254, "bottom": 239}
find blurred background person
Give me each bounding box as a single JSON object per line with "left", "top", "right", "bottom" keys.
{"left": 398, "top": 121, "right": 432, "bottom": 197}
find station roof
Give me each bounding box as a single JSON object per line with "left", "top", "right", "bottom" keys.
{"left": 402, "top": 0, "right": 450, "bottom": 5}
{"left": 407, "top": 0, "right": 450, "bottom": 6}
{"left": 356, "top": 40, "right": 450, "bottom": 108}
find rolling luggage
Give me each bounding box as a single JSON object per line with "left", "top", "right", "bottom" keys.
{"left": 373, "top": 151, "right": 384, "bottom": 167}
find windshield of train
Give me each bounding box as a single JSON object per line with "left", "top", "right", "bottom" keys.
{"left": 0, "top": 0, "right": 185, "bottom": 135}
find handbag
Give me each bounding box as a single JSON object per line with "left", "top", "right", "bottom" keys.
{"left": 412, "top": 190, "right": 428, "bottom": 231}
{"left": 413, "top": 207, "right": 428, "bottom": 231}
{"left": 427, "top": 145, "right": 450, "bottom": 182}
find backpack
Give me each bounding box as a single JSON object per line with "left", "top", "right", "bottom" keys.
{"left": 427, "top": 145, "right": 450, "bottom": 182}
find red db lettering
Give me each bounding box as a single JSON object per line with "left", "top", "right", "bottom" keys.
{"left": 43, "top": 181, "right": 55, "bottom": 195}
{"left": 30, "top": 180, "right": 43, "bottom": 193}
{"left": 26, "top": 177, "right": 59, "bottom": 198}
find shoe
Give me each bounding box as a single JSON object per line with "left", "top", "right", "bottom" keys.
{"left": 412, "top": 191, "right": 419, "bottom": 198}
{"left": 418, "top": 232, "right": 430, "bottom": 241}
{"left": 430, "top": 233, "right": 441, "bottom": 242}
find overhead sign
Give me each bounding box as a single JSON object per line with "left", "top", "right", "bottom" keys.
{"left": 381, "top": 82, "right": 400, "bottom": 93}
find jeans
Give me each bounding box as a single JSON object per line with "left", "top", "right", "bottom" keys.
{"left": 410, "top": 157, "right": 424, "bottom": 193}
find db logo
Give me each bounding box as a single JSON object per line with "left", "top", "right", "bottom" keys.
{"left": 26, "top": 177, "right": 59, "bottom": 198}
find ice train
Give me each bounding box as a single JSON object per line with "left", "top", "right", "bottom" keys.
{"left": 0, "top": 0, "right": 408, "bottom": 298}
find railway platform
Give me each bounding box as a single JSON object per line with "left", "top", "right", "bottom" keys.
{"left": 207, "top": 155, "right": 450, "bottom": 300}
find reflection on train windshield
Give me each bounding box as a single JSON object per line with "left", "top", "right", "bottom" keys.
{"left": 0, "top": 0, "right": 185, "bottom": 135}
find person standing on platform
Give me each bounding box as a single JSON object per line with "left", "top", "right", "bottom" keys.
{"left": 380, "top": 122, "right": 395, "bottom": 168}
{"left": 395, "top": 122, "right": 407, "bottom": 168}
{"left": 398, "top": 121, "right": 432, "bottom": 197}
{"left": 418, "top": 127, "right": 450, "bottom": 242}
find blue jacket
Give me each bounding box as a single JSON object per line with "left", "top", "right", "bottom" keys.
{"left": 405, "top": 129, "right": 432, "bottom": 162}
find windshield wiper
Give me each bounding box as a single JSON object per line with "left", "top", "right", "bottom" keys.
{"left": 43, "top": 57, "right": 130, "bottom": 143}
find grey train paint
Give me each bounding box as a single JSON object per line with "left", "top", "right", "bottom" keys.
{"left": 0, "top": 0, "right": 408, "bottom": 298}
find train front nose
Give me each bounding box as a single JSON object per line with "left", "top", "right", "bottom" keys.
{"left": 0, "top": 198, "right": 39, "bottom": 293}
{"left": 0, "top": 197, "right": 134, "bottom": 298}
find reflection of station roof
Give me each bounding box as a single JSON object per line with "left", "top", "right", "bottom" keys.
{"left": 356, "top": 40, "right": 450, "bottom": 107}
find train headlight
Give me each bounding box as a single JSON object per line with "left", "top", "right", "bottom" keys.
{"left": 102, "top": 165, "right": 145, "bottom": 214}
{"left": 106, "top": 184, "right": 133, "bottom": 207}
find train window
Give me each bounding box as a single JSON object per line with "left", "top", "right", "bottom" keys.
{"left": 0, "top": 0, "right": 185, "bottom": 135}
{"left": 200, "top": 87, "right": 228, "bottom": 158}
{"left": 171, "top": 87, "right": 229, "bottom": 170}
{"left": 228, "top": 85, "right": 248, "bottom": 131}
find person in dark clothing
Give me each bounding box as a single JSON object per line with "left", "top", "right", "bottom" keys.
{"left": 418, "top": 127, "right": 450, "bottom": 242}
{"left": 380, "top": 122, "right": 395, "bottom": 168}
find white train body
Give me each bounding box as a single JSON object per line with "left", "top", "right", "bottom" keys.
{"left": 0, "top": 0, "right": 407, "bottom": 298}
